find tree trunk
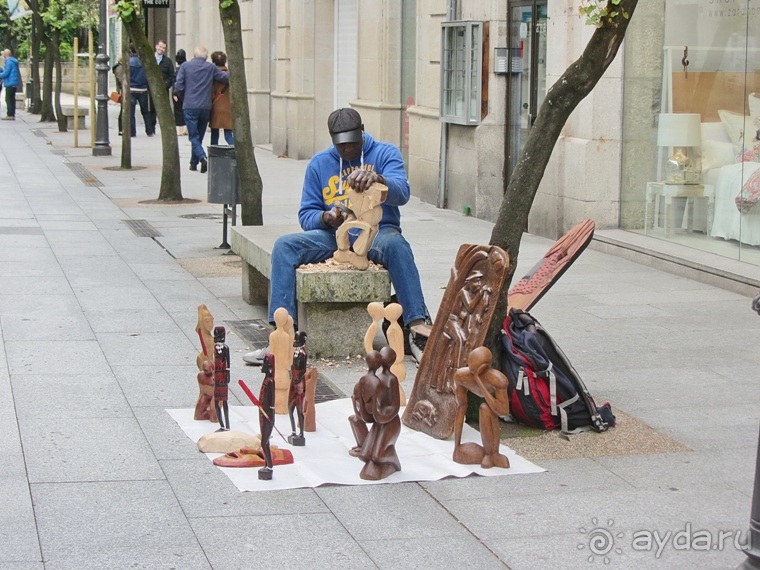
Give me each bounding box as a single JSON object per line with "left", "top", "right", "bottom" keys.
{"left": 219, "top": 0, "right": 264, "bottom": 226}
{"left": 487, "top": 0, "right": 638, "bottom": 354}
{"left": 121, "top": 16, "right": 182, "bottom": 200}
{"left": 29, "top": 13, "right": 42, "bottom": 114}
{"left": 52, "top": 29, "right": 66, "bottom": 132}
{"left": 39, "top": 45, "right": 55, "bottom": 122}
{"left": 120, "top": 24, "right": 132, "bottom": 169}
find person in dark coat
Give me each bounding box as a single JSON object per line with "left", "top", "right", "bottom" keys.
{"left": 209, "top": 51, "right": 234, "bottom": 146}
{"left": 146, "top": 40, "right": 174, "bottom": 135}
{"left": 173, "top": 49, "right": 187, "bottom": 135}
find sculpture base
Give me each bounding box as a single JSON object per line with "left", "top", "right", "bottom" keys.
{"left": 288, "top": 434, "right": 306, "bottom": 446}
{"left": 258, "top": 467, "right": 273, "bottom": 480}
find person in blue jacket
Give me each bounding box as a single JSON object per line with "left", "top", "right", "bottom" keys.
{"left": 0, "top": 49, "right": 20, "bottom": 120}
{"left": 244, "top": 108, "right": 430, "bottom": 365}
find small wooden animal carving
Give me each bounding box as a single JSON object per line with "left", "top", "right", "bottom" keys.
{"left": 453, "top": 346, "right": 510, "bottom": 469}
{"left": 334, "top": 182, "right": 387, "bottom": 269}
{"left": 348, "top": 347, "right": 401, "bottom": 480}
{"left": 270, "top": 307, "right": 294, "bottom": 414}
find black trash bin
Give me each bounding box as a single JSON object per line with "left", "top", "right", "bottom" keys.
{"left": 207, "top": 145, "right": 240, "bottom": 249}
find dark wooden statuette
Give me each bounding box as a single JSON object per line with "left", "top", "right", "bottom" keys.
{"left": 288, "top": 331, "right": 308, "bottom": 446}
{"left": 402, "top": 244, "right": 509, "bottom": 439}
{"left": 258, "top": 354, "right": 276, "bottom": 480}
{"left": 453, "top": 346, "right": 510, "bottom": 469}
{"left": 303, "top": 367, "right": 318, "bottom": 432}
{"left": 213, "top": 326, "right": 231, "bottom": 431}
{"left": 348, "top": 346, "right": 401, "bottom": 480}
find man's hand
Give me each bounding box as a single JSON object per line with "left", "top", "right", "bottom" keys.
{"left": 347, "top": 170, "right": 384, "bottom": 193}
{"left": 322, "top": 206, "right": 345, "bottom": 228}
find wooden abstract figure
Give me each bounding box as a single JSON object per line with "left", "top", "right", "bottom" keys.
{"left": 270, "top": 307, "right": 294, "bottom": 414}
{"left": 303, "top": 367, "right": 318, "bottom": 432}
{"left": 364, "top": 301, "right": 385, "bottom": 354}
{"left": 334, "top": 182, "right": 387, "bottom": 270}
{"left": 383, "top": 302, "right": 406, "bottom": 405}
{"left": 348, "top": 346, "right": 401, "bottom": 480}
{"left": 402, "top": 244, "right": 509, "bottom": 439}
{"left": 213, "top": 326, "right": 231, "bottom": 431}
{"left": 453, "top": 346, "right": 510, "bottom": 469}
{"left": 258, "top": 354, "right": 276, "bottom": 480}
{"left": 288, "top": 331, "right": 308, "bottom": 446}
{"left": 194, "top": 304, "right": 217, "bottom": 422}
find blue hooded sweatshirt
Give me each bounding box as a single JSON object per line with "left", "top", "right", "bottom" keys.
{"left": 298, "top": 132, "right": 410, "bottom": 232}
{"left": 128, "top": 54, "right": 148, "bottom": 90}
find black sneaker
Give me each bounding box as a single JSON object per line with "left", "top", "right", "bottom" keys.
{"left": 408, "top": 330, "right": 427, "bottom": 366}
{"left": 200, "top": 158, "right": 208, "bottom": 173}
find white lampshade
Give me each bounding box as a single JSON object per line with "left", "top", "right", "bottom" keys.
{"left": 657, "top": 113, "right": 702, "bottom": 147}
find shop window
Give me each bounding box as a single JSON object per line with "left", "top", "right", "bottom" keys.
{"left": 440, "top": 21, "right": 483, "bottom": 125}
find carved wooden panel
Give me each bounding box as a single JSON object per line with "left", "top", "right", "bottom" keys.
{"left": 402, "top": 244, "right": 508, "bottom": 439}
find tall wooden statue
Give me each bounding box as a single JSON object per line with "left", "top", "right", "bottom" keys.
{"left": 334, "top": 182, "right": 387, "bottom": 269}
{"left": 383, "top": 302, "right": 406, "bottom": 406}
{"left": 452, "top": 346, "right": 510, "bottom": 469}
{"left": 194, "top": 304, "right": 217, "bottom": 422}
{"left": 348, "top": 346, "right": 401, "bottom": 480}
{"left": 270, "top": 307, "right": 294, "bottom": 414}
{"left": 288, "top": 331, "right": 308, "bottom": 446}
{"left": 402, "top": 244, "right": 509, "bottom": 439}
{"left": 213, "top": 326, "right": 231, "bottom": 431}
{"left": 364, "top": 301, "right": 385, "bottom": 354}
{"left": 258, "top": 354, "right": 276, "bottom": 480}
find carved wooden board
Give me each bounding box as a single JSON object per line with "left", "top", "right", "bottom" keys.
{"left": 507, "top": 218, "right": 594, "bottom": 312}
{"left": 402, "top": 244, "right": 508, "bottom": 439}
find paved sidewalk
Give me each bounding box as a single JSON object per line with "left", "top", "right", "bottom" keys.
{"left": 0, "top": 99, "right": 758, "bottom": 569}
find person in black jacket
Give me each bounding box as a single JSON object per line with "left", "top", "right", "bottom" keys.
{"left": 173, "top": 49, "right": 187, "bottom": 135}
{"left": 146, "top": 39, "right": 175, "bottom": 136}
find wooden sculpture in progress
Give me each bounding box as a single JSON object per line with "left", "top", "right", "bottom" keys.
{"left": 402, "top": 244, "right": 509, "bottom": 439}
{"left": 452, "top": 346, "right": 510, "bottom": 469}
{"left": 348, "top": 346, "right": 401, "bottom": 480}
{"left": 383, "top": 302, "right": 406, "bottom": 405}
{"left": 333, "top": 182, "right": 387, "bottom": 270}
{"left": 270, "top": 307, "right": 294, "bottom": 414}
{"left": 288, "top": 331, "right": 308, "bottom": 446}
{"left": 194, "top": 304, "right": 217, "bottom": 422}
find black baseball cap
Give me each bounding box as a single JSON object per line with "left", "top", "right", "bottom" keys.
{"left": 328, "top": 108, "right": 363, "bottom": 144}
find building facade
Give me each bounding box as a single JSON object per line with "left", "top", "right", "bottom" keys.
{"left": 171, "top": 0, "right": 760, "bottom": 266}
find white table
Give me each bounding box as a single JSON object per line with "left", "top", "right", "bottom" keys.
{"left": 645, "top": 182, "right": 714, "bottom": 238}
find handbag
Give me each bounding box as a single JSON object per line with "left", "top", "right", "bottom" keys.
{"left": 109, "top": 91, "right": 122, "bottom": 104}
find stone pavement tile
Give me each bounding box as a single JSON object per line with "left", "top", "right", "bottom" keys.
{"left": 95, "top": 331, "right": 196, "bottom": 366}
{"left": 11, "top": 373, "right": 131, "bottom": 420}
{"left": 50, "top": 242, "right": 119, "bottom": 257}
{"left": 0, "top": 257, "right": 62, "bottom": 279}
{"left": 628, "top": 404, "right": 760, "bottom": 452}
{"left": 0, "top": 246, "right": 58, "bottom": 264}
{"left": 113, "top": 365, "right": 201, "bottom": 408}
{"left": 0, "top": 200, "right": 35, "bottom": 219}
{"left": 0, "top": 234, "right": 48, "bottom": 249}
{"left": 198, "top": 276, "right": 244, "bottom": 299}
{"left": 74, "top": 286, "right": 164, "bottom": 313}
{"left": 85, "top": 308, "right": 178, "bottom": 334}
{"left": 1, "top": 312, "right": 93, "bottom": 342}
{"left": 358, "top": 535, "right": 507, "bottom": 569}
{"left": 189, "top": 513, "right": 375, "bottom": 570}
{"left": 128, "top": 262, "right": 197, "bottom": 281}
{"left": 484, "top": 531, "right": 744, "bottom": 570}
{"left": 422, "top": 458, "right": 632, "bottom": 502}
{"left": 316, "top": 483, "right": 465, "bottom": 540}
{"left": 6, "top": 340, "right": 110, "bottom": 376}
{"left": 133, "top": 406, "right": 209, "bottom": 460}
{"left": 37, "top": 220, "right": 98, "bottom": 231}
{"left": 162, "top": 459, "right": 330, "bottom": 518}
{"left": 19, "top": 416, "right": 164, "bottom": 483}
{"left": 31, "top": 480, "right": 208, "bottom": 569}
{"left": 143, "top": 278, "right": 237, "bottom": 316}
{"left": 0, "top": 275, "right": 72, "bottom": 296}
{"left": 0, "top": 478, "right": 42, "bottom": 564}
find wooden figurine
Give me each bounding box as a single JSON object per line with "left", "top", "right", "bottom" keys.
{"left": 348, "top": 346, "right": 401, "bottom": 480}
{"left": 194, "top": 304, "right": 217, "bottom": 422}
{"left": 258, "top": 354, "right": 276, "bottom": 480}
{"left": 452, "top": 346, "right": 510, "bottom": 469}
{"left": 402, "top": 244, "right": 509, "bottom": 439}
{"left": 334, "top": 182, "right": 387, "bottom": 269}
{"left": 303, "top": 367, "right": 318, "bottom": 432}
{"left": 270, "top": 307, "right": 294, "bottom": 414}
{"left": 288, "top": 331, "right": 308, "bottom": 446}
{"left": 383, "top": 302, "right": 406, "bottom": 406}
{"left": 364, "top": 301, "right": 385, "bottom": 354}
{"left": 213, "top": 326, "right": 231, "bottom": 431}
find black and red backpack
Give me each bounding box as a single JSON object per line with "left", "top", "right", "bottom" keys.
{"left": 500, "top": 308, "right": 615, "bottom": 433}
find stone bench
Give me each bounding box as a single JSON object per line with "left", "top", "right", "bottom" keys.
{"left": 231, "top": 224, "right": 391, "bottom": 358}
{"left": 14, "top": 91, "right": 25, "bottom": 111}
{"left": 60, "top": 105, "right": 89, "bottom": 129}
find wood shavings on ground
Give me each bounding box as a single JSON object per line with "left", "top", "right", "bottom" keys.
{"left": 299, "top": 258, "right": 385, "bottom": 271}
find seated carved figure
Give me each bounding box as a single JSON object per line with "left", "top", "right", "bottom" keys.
{"left": 334, "top": 182, "right": 387, "bottom": 269}
{"left": 348, "top": 346, "right": 401, "bottom": 480}
{"left": 452, "top": 346, "right": 510, "bottom": 470}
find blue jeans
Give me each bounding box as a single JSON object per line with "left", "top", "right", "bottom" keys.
{"left": 268, "top": 227, "right": 428, "bottom": 327}
{"left": 184, "top": 108, "right": 210, "bottom": 167}
{"left": 130, "top": 91, "right": 152, "bottom": 136}
{"left": 210, "top": 128, "right": 234, "bottom": 146}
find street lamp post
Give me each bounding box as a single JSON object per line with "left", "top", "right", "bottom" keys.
{"left": 93, "top": 0, "right": 111, "bottom": 156}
